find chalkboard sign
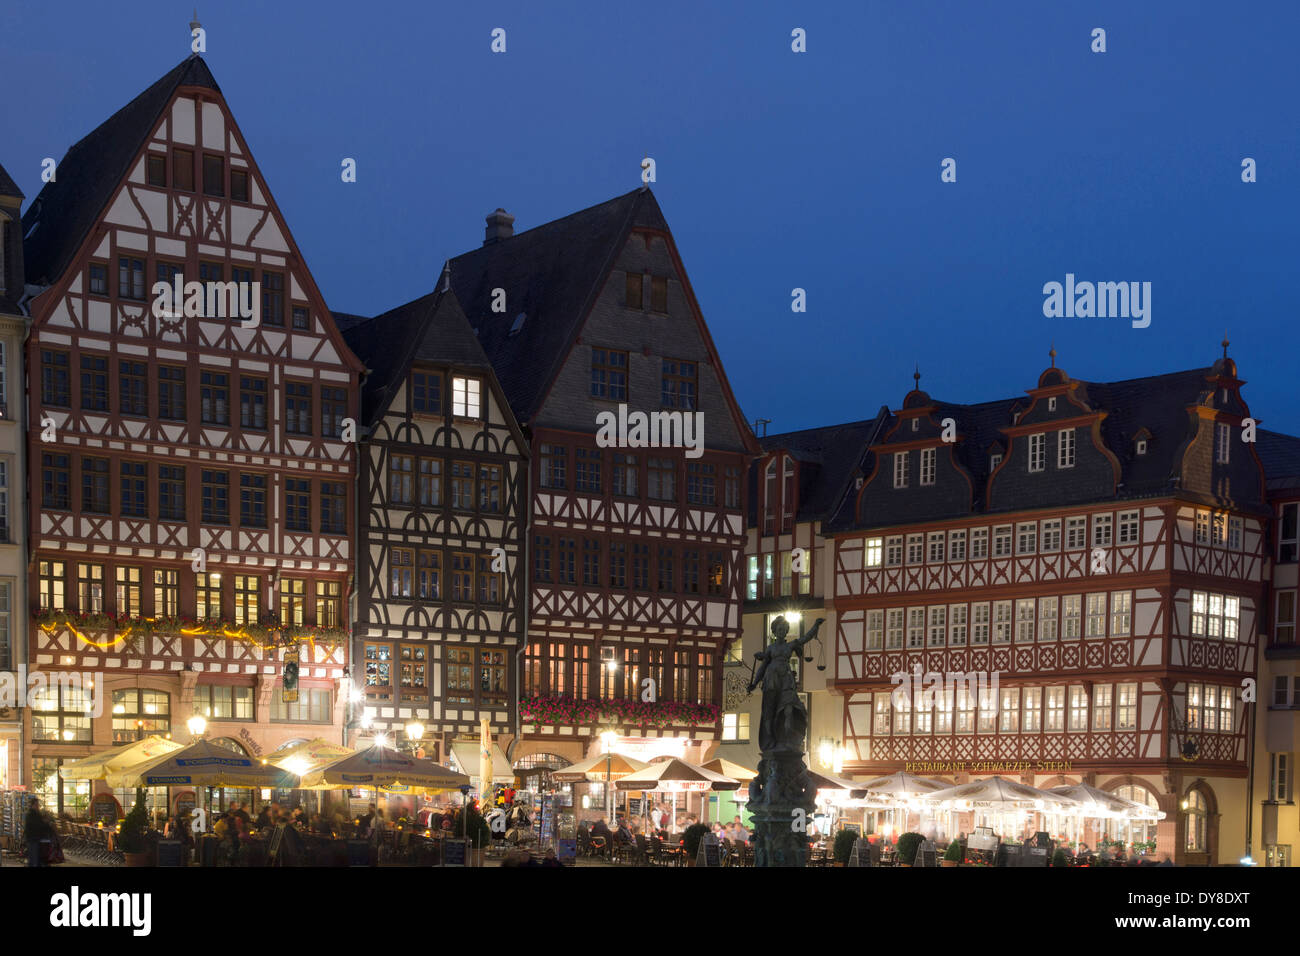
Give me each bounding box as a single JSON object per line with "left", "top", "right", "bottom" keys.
{"left": 696, "top": 834, "right": 722, "bottom": 868}
{"left": 346, "top": 839, "right": 374, "bottom": 867}
{"left": 841, "top": 822, "right": 862, "bottom": 837}
{"left": 1020, "top": 845, "right": 1051, "bottom": 867}
{"left": 996, "top": 843, "right": 1019, "bottom": 867}
{"left": 442, "top": 837, "right": 468, "bottom": 867}
{"left": 847, "top": 836, "right": 865, "bottom": 868}
{"left": 627, "top": 798, "right": 642, "bottom": 817}
{"left": 91, "top": 793, "right": 121, "bottom": 826}
{"left": 267, "top": 824, "right": 287, "bottom": 862}
{"left": 173, "top": 791, "right": 196, "bottom": 819}
{"left": 915, "top": 839, "right": 939, "bottom": 868}
{"left": 156, "top": 840, "right": 185, "bottom": 867}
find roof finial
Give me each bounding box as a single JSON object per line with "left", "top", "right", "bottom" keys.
{"left": 913, "top": 364, "right": 921, "bottom": 390}
{"left": 189, "top": 8, "right": 201, "bottom": 33}
{"left": 1049, "top": 343, "right": 1057, "bottom": 368}
{"left": 1221, "top": 333, "right": 1229, "bottom": 358}
{"left": 439, "top": 261, "right": 452, "bottom": 293}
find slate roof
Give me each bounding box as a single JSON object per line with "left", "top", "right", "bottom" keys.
{"left": 754, "top": 415, "right": 888, "bottom": 524}
{"left": 819, "top": 363, "right": 1299, "bottom": 532}
{"left": 1258, "top": 429, "right": 1300, "bottom": 492}
{"left": 21, "top": 56, "right": 220, "bottom": 285}
{"left": 0, "top": 162, "right": 22, "bottom": 200}
{"left": 341, "top": 287, "right": 495, "bottom": 428}
{"left": 445, "top": 187, "right": 669, "bottom": 425}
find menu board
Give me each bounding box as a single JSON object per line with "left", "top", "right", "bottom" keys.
{"left": 847, "top": 836, "right": 865, "bottom": 867}
{"left": 696, "top": 834, "right": 722, "bottom": 868}
{"left": 91, "top": 793, "right": 121, "bottom": 826}
{"left": 442, "top": 837, "right": 468, "bottom": 867}
{"left": 173, "top": 791, "right": 197, "bottom": 819}
{"left": 156, "top": 840, "right": 185, "bottom": 867}
{"left": 915, "top": 839, "right": 939, "bottom": 868}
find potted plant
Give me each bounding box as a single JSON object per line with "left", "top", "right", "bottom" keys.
{"left": 833, "top": 829, "right": 858, "bottom": 866}
{"left": 464, "top": 804, "right": 492, "bottom": 867}
{"left": 942, "top": 839, "right": 964, "bottom": 867}
{"left": 895, "top": 831, "right": 924, "bottom": 867}
{"left": 117, "top": 788, "right": 153, "bottom": 867}
{"left": 1051, "top": 848, "right": 1069, "bottom": 868}
{"left": 682, "top": 823, "right": 710, "bottom": 866}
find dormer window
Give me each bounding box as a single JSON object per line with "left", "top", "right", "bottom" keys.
{"left": 990, "top": 453, "right": 1003, "bottom": 471}
{"left": 911, "top": 418, "right": 918, "bottom": 433}
{"left": 893, "top": 452, "right": 909, "bottom": 489}
{"left": 920, "top": 447, "right": 936, "bottom": 486}
{"left": 1028, "top": 434, "right": 1046, "bottom": 473}
{"left": 1136, "top": 440, "right": 1147, "bottom": 456}
{"left": 1048, "top": 397, "right": 1057, "bottom": 412}
{"left": 1215, "top": 422, "right": 1231, "bottom": 464}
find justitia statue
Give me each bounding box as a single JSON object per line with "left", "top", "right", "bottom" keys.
{"left": 745, "top": 615, "right": 824, "bottom": 867}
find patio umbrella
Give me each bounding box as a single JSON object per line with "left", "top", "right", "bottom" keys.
{"left": 922, "top": 776, "right": 1079, "bottom": 811}
{"left": 298, "top": 743, "right": 469, "bottom": 793}
{"left": 551, "top": 752, "right": 649, "bottom": 783}
{"left": 59, "top": 735, "right": 184, "bottom": 781}
{"left": 805, "top": 768, "right": 865, "bottom": 800}
{"left": 614, "top": 758, "right": 740, "bottom": 792}
{"left": 105, "top": 738, "right": 293, "bottom": 789}
{"left": 699, "top": 757, "right": 757, "bottom": 781}
{"left": 859, "top": 771, "right": 952, "bottom": 799}
{"left": 266, "top": 737, "right": 353, "bottom": 776}
{"left": 1047, "top": 783, "right": 1165, "bottom": 820}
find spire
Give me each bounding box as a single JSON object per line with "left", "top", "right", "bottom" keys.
{"left": 1222, "top": 333, "right": 1230, "bottom": 359}
{"left": 189, "top": 8, "right": 201, "bottom": 33}
{"left": 913, "top": 364, "right": 921, "bottom": 389}
{"left": 439, "top": 261, "right": 452, "bottom": 293}
{"left": 1049, "top": 343, "right": 1057, "bottom": 368}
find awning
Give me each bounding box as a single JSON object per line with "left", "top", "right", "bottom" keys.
{"left": 448, "top": 742, "right": 514, "bottom": 785}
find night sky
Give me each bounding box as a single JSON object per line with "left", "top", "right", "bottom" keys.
{"left": 7, "top": 0, "right": 1297, "bottom": 435}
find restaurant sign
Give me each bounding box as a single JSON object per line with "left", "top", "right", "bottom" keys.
{"left": 903, "top": 761, "right": 1072, "bottom": 774}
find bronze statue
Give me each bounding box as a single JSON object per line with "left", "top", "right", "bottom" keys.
{"left": 744, "top": 614, "right": 825, "bottom": 867}
{"left": 747, "top": 615, "right": 825, "bottom": 753}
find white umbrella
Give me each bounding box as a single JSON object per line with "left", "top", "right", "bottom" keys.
{"left": 922, "top": 776, "right": 1080, "bottom": 811}
{"left": 1047, "top": 783, "right": 1165, "bottom": 820}
{"left": 858, "top": 771, "right": 952, "bottom": 799}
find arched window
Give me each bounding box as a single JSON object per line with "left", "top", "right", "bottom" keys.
{"left": 1185, "top": 789, "right": 1208, "bottom": 852}
{"left": 1108, "top": 784, "right": 1160, "bottom": 846}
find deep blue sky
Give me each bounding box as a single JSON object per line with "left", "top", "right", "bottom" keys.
{"left": 7, "top": 0, "right": 1298, "bottom": 435}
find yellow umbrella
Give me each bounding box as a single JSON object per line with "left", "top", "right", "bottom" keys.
{"left": 105, "top": 738, "right": 292, "bottom": 789}
{"left": 298, "top": 743, "right": 469, "bottom": 793}
{"left": 59, "top": 735, "right": 184, "bottom": 781}
{"left": 267, "top": 737, "right": 353, "bottom": 777}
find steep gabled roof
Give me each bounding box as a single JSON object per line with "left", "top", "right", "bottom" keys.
{"left": 341, "top": 286, "right": 496, "bottom": 428}
{"left": 21, "top": 56, "right": 220, "bottom": 285}
{"left": 445, "top": 188, "right": 666, "bottom": 425}
{"left": 0, "top": 162, "right": 22, "bottom": 201}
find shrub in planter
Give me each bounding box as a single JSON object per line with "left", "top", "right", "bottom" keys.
{"left": 833, "top": 829, "right": 858, "bottom": 865}
{"left": 896, "top": 831, "right": 924, "bottom": 866}
{"left": 682, "top": 823, "right": 710, "bottom": 863}
{"left": 118, "top": 788, "right": 152, "bottom": 864}
{"left": 943, "top": 840, "right": 964, "bottom": 866}
{"left": 1052, "top": 848, "right": 1069, "bottom": 868}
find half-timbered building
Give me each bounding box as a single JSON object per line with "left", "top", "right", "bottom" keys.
{"left": 0, "top": 161, "right": 28, "bottom": 791}
{"left": 442, "top": 191, "right": 759, "bottom": 775}
{"left": 1252, "top": 429, "right": 1300, "bottom": 866}
{"left": 339, "top": 283, "right": 528, "bottom": 769}
{"left": 20, "top": 55, "right": 362, "bottom": 812}
{"left": 827, "top": 349, "right": 1268, "bottom": 863}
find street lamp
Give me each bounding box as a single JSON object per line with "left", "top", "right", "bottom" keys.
{"left": 405, "top": 721, "right": 425, "bottom": 753}
{"left": 187, "top": 714, "right": 207, "bottom": 741}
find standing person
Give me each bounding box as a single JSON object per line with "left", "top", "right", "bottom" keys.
{"left": 24, "top": 799, "right": 55, "bottom": 867}
{"left": 650, "top": 802, "right": 664, "bottom": 832}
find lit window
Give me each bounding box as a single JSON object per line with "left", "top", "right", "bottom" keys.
{"left": 452, "top": 376, "right": 481, "bottom": 418}
{"left": 864, "top": 537, "right": 883, "bottom": 568}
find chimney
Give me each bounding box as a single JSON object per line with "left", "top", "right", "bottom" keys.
{"left": 484, "top": 208, "right": 515, "bottom": 245}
